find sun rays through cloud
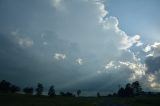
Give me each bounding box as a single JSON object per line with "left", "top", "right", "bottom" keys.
{"left": 0, "top": 0, "right": 160, "bottom": 93}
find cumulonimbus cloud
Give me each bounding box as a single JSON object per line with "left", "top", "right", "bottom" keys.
{"left": 1, "top": 0, "right": 159, "bottom": 92}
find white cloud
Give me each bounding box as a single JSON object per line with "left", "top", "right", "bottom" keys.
{"left": 152, "top": 42, "right": 160, "bottom": 48}
{"left": 18, "top": 37, "right": 34, "bottom": 48}
{"left": 76, "top": 58, "right": 83, "bottom": 65}
{"left": 48, "top": 0, "right": 151, "bottom": 90}
{"left": 144, "top": 42, "right": 160, "bottom": 57}
{"left": 105, "top": 61, "right": 114, "bottom": 69}
{"left": 51, "top": 0, "right": 66, "bottom": 11}
{"left": 54, "top": 53, "right": 66, "bottom": 60}
{"left": 148, "top": 74, "right": 155, "bottom": 82}
{"left": 94, "top": 0, "right": 143, "bottom": 50}
{"left": 11, "top": 31, "right": 34, "bottom": 48}
{"left": 121, "top": 35, "right": 142, "bottom": 50}
{"left": 146, "top": 73, "right": 160, "bottom": 91}
{"left": 119, "top": 61, "right": 146, "bottom": 80}
{"left": 104, "top": 61, "right": 120, "bottom": 69}
{"left": 50, "top": 0, "right": 146, "bottom": 86}
{"left": 102, "top": 16, "right": 119, "bottom": 31}
{"left": 150, "top": 82, "right": 160, "bottom": 89}
{"left": 94, "top": 0, "right": 108, "bottom": 23}
{"left": 136, "top": 42, "right": 143, "bottom": 47}
{"left": 144, "top": 45, "right": 152, "bottom": 52}
{"left": 51, "top": 0, "right": 62, "bottom": 9}
{"left": 144, "top": 42, "right": 160, "bottom": 53}
{"left": 146, "top": 53, "right": 154, "bottom": 57}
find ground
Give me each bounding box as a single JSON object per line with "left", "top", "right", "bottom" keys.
{"left": 0, "top": 93, "right": 102, "bottom": 106}
{"left": 112, "top": 96, "right": 160, "bottom": 106}
{"left": 1, "top": 94, "right": 160, "bottom": 106}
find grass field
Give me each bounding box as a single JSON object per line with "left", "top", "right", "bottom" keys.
{"left": 113, "top": 96, "right": 160, "bottom": 106}
{"left": 1, "top": 94, "right": 160, "bottom": 106}
{"left": 0, "top": 93, "right": 103, "bottom": 106}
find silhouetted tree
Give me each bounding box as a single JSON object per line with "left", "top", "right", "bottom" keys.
{"left": 113, "top": 93, "right": 117, "bottom": 96}
{"left": 118, "top": 87, "right": 125, "bottom": 97}
{"left": 124, "top": 83, "right": 134, "bottom": 97}
{"left": 97, "top": 92, "right": 101, "bottom": 97}
{"left": 0, "top": 80, "right": 20, "bottom": 93}
{"left": 131, "top": 81, "right": 142, "bottom": 96}
{"left": 36, "top": 83, "right": 43, "bottom": 96}
{"left": 10, "top": 85, "right": 20, "bottom": 93}
{"left": 65, "top": 92, "right": 75, "bottom": 97}
{"left": 59, "top": 91, "right": 75, "bottom": 97}
{"left": 23, "top": 87, "right": 34, "bottom": 95}
{"left": 117, "top": 81, "right": 143, "bottom": 97}
{"left": 48, "top": 85, "right": 55, "bottom": 96}
{"left": 60, "top": 92, "right": 65, "bottom": 96}
{"left": 0, "top": 80, "right": 11, "bottom": 93}
{"left": 77, "top": 89, "right": 81, "bottom": 97}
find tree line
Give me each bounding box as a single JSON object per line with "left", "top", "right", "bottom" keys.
{"left": 0, "top": 80, "right": 20, "bottom": 93}
{"left": 106, "top": 81, "right": 143, "bottom": 97}
{"left": 0, "top": 80, "right": 147, "bottom": 97}
{"left": 0, "top": 80, "right": 81, "bottom": 97}
{"left": 117, "top": 81, "right": 142, "bottom": 97}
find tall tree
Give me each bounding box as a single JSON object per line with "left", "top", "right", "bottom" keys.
{"left": 48, "top": 85, "right": 55, "bottom": 96}
{"left": 97, "top": 92, "right": 101, "bottom": 97}
{"left": 36, "top": 83, "right": 43, "bottom": 96}
{"left": 118, "top": 87, "right": 125, "bottom": 97}
{"left": 77, "top": 89, "right": 81, "bottom": 97}
{"left": 124, "top": 83, "right": 134, "bottom": 97}
{"left": 131, "top": 81, "right": 142, "bottom": 96}
{"left": 0, "top": 80, "right": 20, "bottom": 93}
{"left": 0, "top": 80, "right": 11, "bottom": 93}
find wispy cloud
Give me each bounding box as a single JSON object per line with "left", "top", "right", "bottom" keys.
{"left": 76, "top": 58, "right": 83, "bottom": 65}
{"left": 54, "top": 53, "right": 66, "bottom": 60}
{"left": 11, "top": 31, "right": 34, "bottom": 48}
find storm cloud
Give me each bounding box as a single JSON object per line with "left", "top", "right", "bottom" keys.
{"left": 0, "top": 0, "right": 160, "bottom": 93}
{"left": 145, "top": 56, "right": 160, "bottom": 73}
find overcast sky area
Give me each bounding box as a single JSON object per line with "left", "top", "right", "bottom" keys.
{"left": 0, "top": 0, "right": 160, "bottom": 95}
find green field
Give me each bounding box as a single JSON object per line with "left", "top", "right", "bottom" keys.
{"left": 0, "top": 94, "right": 103, "bottom": 106}
{"left": 1, "top": 94, "right": 160, "bottom": 106}
{"left": 113, "top": 96, "right": 160, "bottom": 106}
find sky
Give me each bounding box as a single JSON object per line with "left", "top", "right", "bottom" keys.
{"left": 0, "top": 0, "right": 160, "bottom": 94}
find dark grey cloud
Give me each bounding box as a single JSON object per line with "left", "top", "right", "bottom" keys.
{"left": 0, "top": 31, "right": 79, "bottom": 87}
{"left": 0, "top": 0, "right": 56, "bottom": 33}
{"left": 0, "top": 33, "right": 36, "bottom": 85}
{"left": 145, "top": 56, "right": 160, "bottom": 73}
